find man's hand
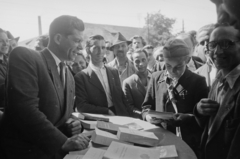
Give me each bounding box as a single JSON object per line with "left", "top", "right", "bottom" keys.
{"left": 197, "top": 98, "right": 219, "bottom": 116}
{"left": 66, "top": 118, "right": 82, "bottom": 136}
{"left": 62, "top": 134, "right": 90, "bottom": 152}
{"left": 108, "top": 109, "right": 115, "bottom": 116}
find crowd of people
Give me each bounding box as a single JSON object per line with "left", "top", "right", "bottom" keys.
{"left": 0, "top": 0, "right": 240, "bottom": 159}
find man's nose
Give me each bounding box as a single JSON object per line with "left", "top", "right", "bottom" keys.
{"left": 215, "top": 45, "right": 224, "bottom": 55}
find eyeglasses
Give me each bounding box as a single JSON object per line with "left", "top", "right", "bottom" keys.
{"left": 206, "top": 39, "right": 239, "bottom": 51}
{"left": 144, "top": 46, "right": 154, "bottom": 49}
{"left": 106, "top": 47, "right": 111, "bottom": 51}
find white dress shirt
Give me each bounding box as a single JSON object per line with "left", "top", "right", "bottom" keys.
{"left": 187, "top": 57, "right": 197, "bottom": 72}
{"left": 89, "top": 62, "right": 113, "bottom": 107}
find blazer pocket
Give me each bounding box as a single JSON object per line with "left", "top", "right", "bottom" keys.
{"left": 224, "top": 117, "right": 240, "bottom": 146}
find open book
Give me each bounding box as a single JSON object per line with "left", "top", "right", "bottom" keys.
{"left": 147, "top": 110, "right": 174, "bottom": 120}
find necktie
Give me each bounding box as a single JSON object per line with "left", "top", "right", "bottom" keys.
{"left": 59, "top": 62, "right": 66, "bottom": 89}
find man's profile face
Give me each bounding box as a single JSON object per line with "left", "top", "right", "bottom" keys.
{"left": 89, "top": 39, "right": 106, "bottom": 64}
{"left": 132, "top": 51, "right": 148, "bottom": 73}
{"left": 196, "top": 30, "right": 210, "bottom": 57}
{"left": 132, "top": 38, "right": 144, "bottom": 50}
{"left": 209, "top": 26, "right": 240, "bottom": 71}
{"left": 211, "top": 0, "right": 240, "bottom": 30}
{"left": 59, "top": 29, "right": 83, "bottom": 61}
{"left": 165, "top": 57, "right": 187, "bottom": 79}
{"left": 112, "top": 42, "right": 128, "bottom": 58}
{"left": 10, "top": 39, "right": 18, "bottom": 49}
{"left": 0, "top": 32, "right": 10, "bottom": 55}
{"left": 145, "top": 48, "right": 154, "bottom": 60}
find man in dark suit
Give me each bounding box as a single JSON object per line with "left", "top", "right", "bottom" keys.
{"left": 142, "top": 38, "right": 209, "bottom": 157}
{"left": 122, "top": 49, "right": 151, "bottom": 118}
{"left": 75, "top": 35, "right": 130, "bottom": 116}
{"left": 0, "top": 15, "right": 90, "bottom": 159}
{"left": 195, "top": 25, "right": 240, "bottom": 159}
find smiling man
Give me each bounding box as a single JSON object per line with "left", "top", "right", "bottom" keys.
{"left": 74, "top": 35, "right": 130, "bottom": 117}
{"left": 195, "top": 24, "right": 240, "bottom": 159}
{"left": 122, "top": 49, "right": 151, "bottom": 118}
{"left": 0, "top": 15, "right": 90, "bottom": 159}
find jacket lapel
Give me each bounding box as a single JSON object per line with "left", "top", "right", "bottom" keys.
{"left": 207, "top": 78, "right": 240, "bottom": 143}
{"left": 105, "top": 67, "right": 115, "bottom": 99}
{"left": 40, "top": 49, "right": 64, "bottom": 112}
{"left": 133, "top": 74, "right": 146, "bottom": 97}
{"left": 86, "top": 66, "right": 105, "bottom": 93}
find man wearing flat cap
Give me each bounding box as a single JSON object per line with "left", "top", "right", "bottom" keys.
{"left": 142, "top": 38, "right": 208, "bottom": 157}
{"left": 108, "top": 32, "right": 135, "bottom": 85}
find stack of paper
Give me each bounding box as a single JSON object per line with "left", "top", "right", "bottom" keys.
{"left": 81, "top": 120, "right": 97, "bottom": 129}
{"left": 117, "top": 127, "right": 159, "bottom": 146}
{"left": 82, "top": 147, "right": 106, "bottom": 159}
{"left": 124, "top": 122, "right": 143, "bottom": 130}
{"left": 91, "top": 128, "right": 119, "bottom": 146}
{"left": 103, "top": 141, "right": 160, "bottom": 159}
{"left": 72, "top": 113, "right": 109, "bottom": 122}
{"left": 97, "top": 121, "right": 127, "bottom": 134}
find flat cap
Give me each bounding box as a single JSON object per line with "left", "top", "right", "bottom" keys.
{"left": 163, "top": 38, "right": 190, "bottom": 58}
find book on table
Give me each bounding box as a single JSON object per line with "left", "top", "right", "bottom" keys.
{"left": 81, "top": 120, "right": 97, "bottom": 130}
{"left": 103, "top": 141, "right": 160, "bottom": 159}
{"left": 147, "top": 110, "right": 174, "bottom": 120}
{"left": 156, "top": 145, "right": 178, "bottom": 159}
{"left": 82, "top": 147, "right": 106, "bottom": 159}
{"left": 91, "top": 127, "right": 119, "bottom": 146}
{"left": 96, "top": 121, "right": 127, "bottom": 134}
{"left": 117, "top": 127, "right": 159, "bottom": 147}
{"left": 72, "top": 113, "right": 109, "bottom": 122}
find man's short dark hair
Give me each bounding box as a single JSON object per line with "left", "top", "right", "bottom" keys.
{"left": 85, "top": 35, "right": 105, "bottom": 54}
{"left": 131, "top": 48, "right": 148, "bottom": 61}
{"left": 130, "top": 35, "right": 146, "bottom": 46}
{"left": 49, "top": 15, "right": 84, "bottom": 39}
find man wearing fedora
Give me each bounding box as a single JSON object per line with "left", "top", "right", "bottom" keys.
{"left": 108, "top": 32, "right": 135, "bottom": 85}
{"left": 75, "top": 35, "right": 131, "bottom": 116}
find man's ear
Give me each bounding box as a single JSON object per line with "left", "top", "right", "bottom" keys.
{"left": 54, "top": 34, "right": 62, "bottom": 45}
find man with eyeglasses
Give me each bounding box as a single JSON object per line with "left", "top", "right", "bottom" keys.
{"left": 74, "top": 35, "right": 130, "bottom": 116}
{"left": 195, "top": 25, "right": 240, "bottom": 159}
{"left": 0, "top": 28, "right": 9, "bottom": 112}
{"left": 104, "top": 41, "right": 115, "bottom": 63}
{"left": 195, "top": 24, "right": 216, "bottom": 87}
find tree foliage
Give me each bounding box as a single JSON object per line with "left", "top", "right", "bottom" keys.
{"left": 143, "top": 10, "right": 176, "bottom": 47}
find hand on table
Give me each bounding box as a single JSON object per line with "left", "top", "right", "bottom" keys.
{"left": 197, "top": 98, "right": 219, "bottom": 116}
{"left": 66, "top": 118, "right": 83, "bottom": 136}
{"left": 108, "top": 109, "right": 115, "bottom": 116}
{"left": 62, "top": 134, "right": 90, "bottom": 152}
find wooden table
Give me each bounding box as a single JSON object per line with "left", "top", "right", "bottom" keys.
{"left": 77, "top": 115, "right": 197, "bottom": 159}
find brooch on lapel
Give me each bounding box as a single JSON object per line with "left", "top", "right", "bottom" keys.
{"left": 176, "top": 84, "right": 187, "bottom": 99}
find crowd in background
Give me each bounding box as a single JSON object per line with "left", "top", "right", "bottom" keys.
{"left": 1, "top": 0, "right": 240, "bottom": 159}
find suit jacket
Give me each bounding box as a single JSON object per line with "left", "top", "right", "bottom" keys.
{"left": 74, "top": 65, "right": 130, "bottom": 116}
{"left": 122, "top": 74, "right": 150, "bottom": 118}
{"left": 0, "top": 47, "right": 75, "bottom": 159}
{"left": 194, "top": 72, "right": 240, "bottom": 159}
{"left": 142, "top": 69, "right": 208, "bottom": 154}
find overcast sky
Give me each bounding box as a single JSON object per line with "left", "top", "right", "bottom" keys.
{"left": 0, "top": 0, "right": 217, "bottom": 41}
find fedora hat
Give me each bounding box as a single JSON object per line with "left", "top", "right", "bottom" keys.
{"left": 7, "top": 31, "right": 20, "bottom": 42}
{"left": 110, "top": 32, "right": 131, "bottom": 51}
